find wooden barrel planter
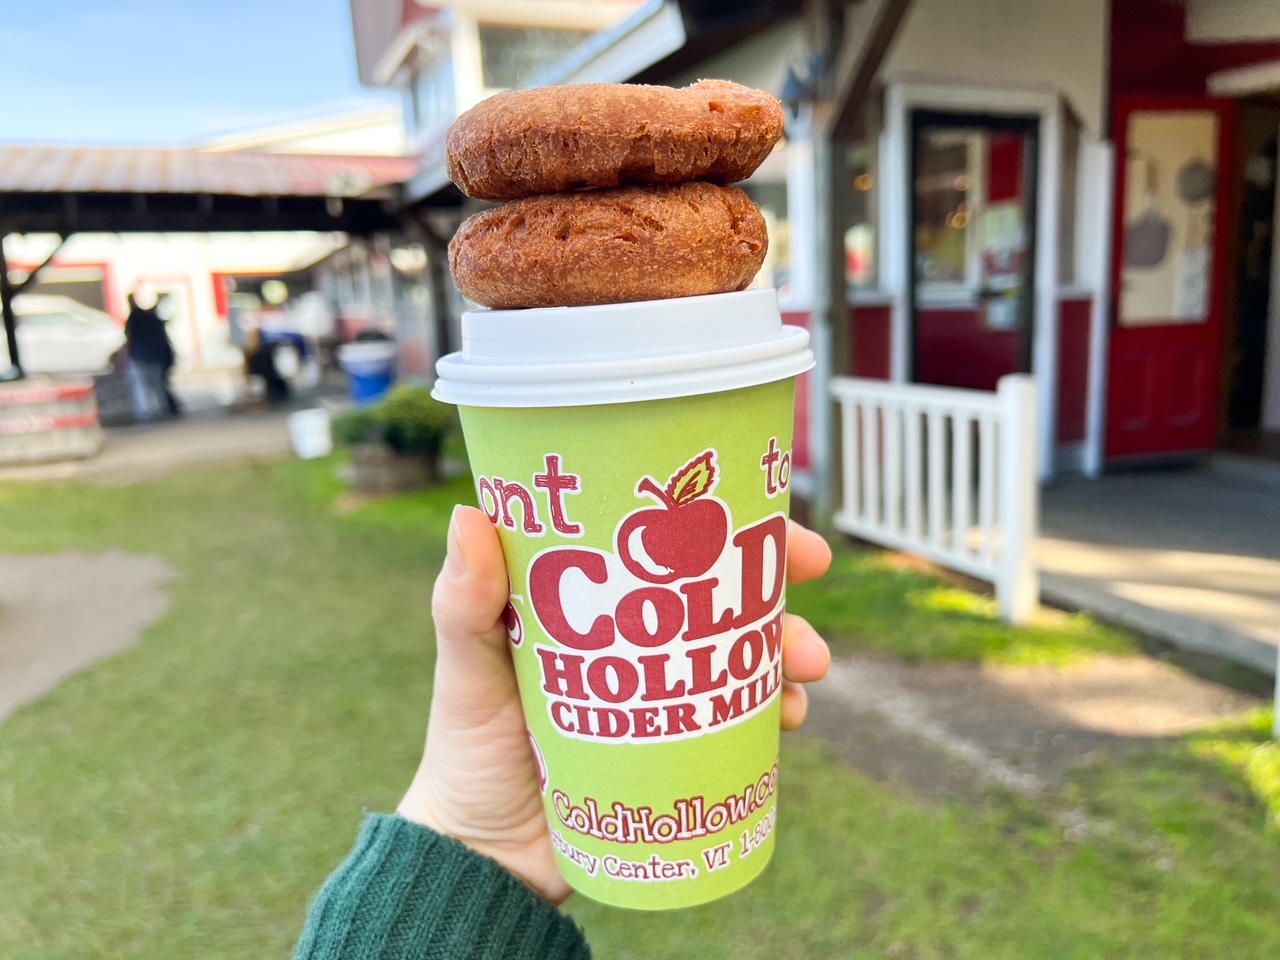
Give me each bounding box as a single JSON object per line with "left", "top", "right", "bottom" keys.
{"left": 0, "top": 378, "right": 104, "bottom": 464}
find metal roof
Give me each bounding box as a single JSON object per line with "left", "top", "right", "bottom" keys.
{"left": 0, "top": 147, "right": 418, "bottom": 199}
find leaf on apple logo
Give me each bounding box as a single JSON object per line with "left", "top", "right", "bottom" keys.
{"left": 665, "top": 450, "right": 717, "bottom": 506}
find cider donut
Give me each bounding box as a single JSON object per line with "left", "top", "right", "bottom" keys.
{"left": 448, "top": 182, "right": 768, "bottom": 309}
{"left": 446, "top": 80, "right": 785, "bottom": 202}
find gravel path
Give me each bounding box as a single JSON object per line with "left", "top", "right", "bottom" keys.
{"left": 802, "top": 654, "right": 1264, "bottom": 802}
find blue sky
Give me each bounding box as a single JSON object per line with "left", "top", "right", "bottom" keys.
{"left": 0, "top": 0, "right": 397, "bottom": 145}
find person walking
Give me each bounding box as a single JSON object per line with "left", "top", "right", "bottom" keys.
{"left": 124, "top": 290, "right": 175, "bottom": 421}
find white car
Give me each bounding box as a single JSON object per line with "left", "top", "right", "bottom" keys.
{"left": 1, "top": 294, "right": 126, "bottom": 376}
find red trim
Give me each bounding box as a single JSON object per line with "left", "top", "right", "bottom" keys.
{"left": 1111, "top": 0, "right": 1280, "bottom": 99}
{"left": 851, "top": 305, "right": 892, "bottom": 380}
{"left": 1056, "top": 298, "right": 1092, "bottom": 444}
{"left": 915, "top": 309, "right": 1020, "bottom": 392}
{"left": 212, "top": 274, "right": 231, "bottom": 321}
{"left": 9, "top": 259, "right": 121, "bottom": 323}
{"left": 0, "top": 381, "right": 95, "bottom": 406}
{"left": 0, "top": 411, "right": 99, "bottom": 435}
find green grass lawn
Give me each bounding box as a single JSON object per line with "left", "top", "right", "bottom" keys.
{"left": 1, "top": 458, "right": 1277, "bottom": 959}
{"left": 788, "top": 547, "right": 1138, "bottom": 665}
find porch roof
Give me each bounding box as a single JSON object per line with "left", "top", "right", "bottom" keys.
{"left": 0, "top": 147, "right": 419, "bottom": 235}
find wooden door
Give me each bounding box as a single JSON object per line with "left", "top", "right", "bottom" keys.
{"left": 1106, "top": 97, "right": 1235, "bottom": 460}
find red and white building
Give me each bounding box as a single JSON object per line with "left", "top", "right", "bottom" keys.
{"left": 351, "top": 0, "right": 1280, "bottom": 479}
{"left": 2, "top": 107, "right": 412, "bottom": 377}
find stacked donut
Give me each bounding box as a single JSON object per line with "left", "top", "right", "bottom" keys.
{"left": 445, "top": 80, "right": 786, "bottom": 310}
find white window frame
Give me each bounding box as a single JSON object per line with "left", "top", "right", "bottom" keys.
{"left": 881, "top": 80, "right": 1063, "bottom": 481}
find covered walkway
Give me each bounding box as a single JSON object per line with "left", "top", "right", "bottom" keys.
{"left": 1040, "top": 467, "right": 1280, "bottom": 676}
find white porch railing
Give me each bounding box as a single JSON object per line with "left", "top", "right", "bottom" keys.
{"left": 830, "top": 374, "right": 1039, "bottom": 624}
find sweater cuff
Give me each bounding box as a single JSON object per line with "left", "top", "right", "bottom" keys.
{"left": 295, "top": 814, "right": 591, "bottom": 960}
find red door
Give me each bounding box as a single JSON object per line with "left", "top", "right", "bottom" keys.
{"left": 1106, "top": 97, "right": 1235, "bottom": 460}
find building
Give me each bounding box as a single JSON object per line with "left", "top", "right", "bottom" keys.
{"left": 3, "top": 106, "right": 409, "bottom": 375}
{"left": 350, "top": 0, "right": 1280, "bottom": 479}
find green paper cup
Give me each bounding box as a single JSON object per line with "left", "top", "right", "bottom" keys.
{"left": 433, "top": 289, "right": 813, "bottom": 909}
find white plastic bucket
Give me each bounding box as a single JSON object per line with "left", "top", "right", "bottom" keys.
{"left": 432, "top": 288, "right": 813, "bottom": 407}
{"left": 337, "top": 341, "right": 397, "bottom": 376}
{"left": 288, "top": 408, "right": 333, "bottom": 460}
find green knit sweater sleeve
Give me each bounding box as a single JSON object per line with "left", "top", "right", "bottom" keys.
{"left": 294, "top": 814, "right": 591, "bottom": 960}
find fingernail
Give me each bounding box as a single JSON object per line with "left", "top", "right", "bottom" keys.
{"left": 444, "top": 505, "right": 467, "bottom": 578}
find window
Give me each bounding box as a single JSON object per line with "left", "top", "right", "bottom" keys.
{"left": 478, "top": 25, "right": 593, "bottom": 91}
{"left": 913, "top": 124, "right": 1034, "bottom": 301}
{"left": 914, "top": 131, "right": 978, "bottom": 288}
{"left": 845, "top": 142, "right": 879, "bottom": 289}
{"left": 743, "top": 180, "right": 790, "bottom": 298}
{"left": 406, "top": 46, "right": 456, "bottom": 139}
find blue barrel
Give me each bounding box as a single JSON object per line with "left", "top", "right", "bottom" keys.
{"left": 337, "top": 342, "right": 397, "bottom": 405}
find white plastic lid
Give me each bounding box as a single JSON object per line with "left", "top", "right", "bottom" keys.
{"left": 432, "top": 288, "right": 813, "bottom": 408}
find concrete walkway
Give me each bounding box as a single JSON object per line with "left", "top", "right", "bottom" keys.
{"left": 0, "top": 552, "right": 176, "bottom": 723}
{"left": 805, "top": 653, "right": 1264, "bottom": 802}
{"left": 0, "top": 409, "right": 296, "bottom": 485}
{"left": 1040, "top": 468, "right": 1280, "bottom": 676}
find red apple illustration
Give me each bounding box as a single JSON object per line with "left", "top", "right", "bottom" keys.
{"left": 503, "top": 600, "right": 524, "bottom": 646}
{"left": 618, "top": 450, "right": 729, "bottom": 584}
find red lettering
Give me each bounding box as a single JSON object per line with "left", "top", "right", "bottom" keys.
{"left": 537, "top": 648, "right": 588, "bottom": 700}
{"left": 680, "top": 578, "right": 734, "bottom": 642}
{"left": 494, "top": 479, "right": 545, "bottom": 534}
{"left": 733, "top": 516, "right": 787, "bottom": 627}
{"left": 594, "top": 707, "right": 629, "bottom": 738}
{"left": 616, "top": 587, "right": 683, "bottom": 648}
{"left": 725, "top": 788, "right": 752, "bottom": 820}
{"left": 727, "top": 630, "right": 764, "bottom": 681}
{"left": 533, "top": 454, "right": 583, "bottom": 536}
{"left": 530, "top": 550, "right": 614, "bottom": 650}
{"left": 477, "top": 478, "right": 500, "bottom": 522}
{"left": 760, "top": 437, "right": 781, "bottom": 496}
{"left": 586, "top": 656, "right": 639, "bottom": 703}
{"left": 686, "top": 643, "right": 728, "bottom": 694}
{"left": 664, "top": 702, "right": 701, "bottom": 734}
{"left": 551, "top": 700, "right": 575, "bottom": 732}
{"left": 778, "top": 451, "right": 791, "bottom": 490}
{"left": 630, "top": 706, "right": 661, "bottom": 737}
{"left": 709, "top": 688, "right": 746, "bottom": 726}
{"left": 637, "top": 654, "right": 687, "bottom": 701}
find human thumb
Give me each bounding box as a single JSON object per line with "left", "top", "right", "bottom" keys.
{"left": 431, "top": 505, "right": 514, "bottom": 696}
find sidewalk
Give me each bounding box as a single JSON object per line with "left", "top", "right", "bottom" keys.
{"left": 1040, "top": 469, "right": 1280, "bottom": 676}
{"left": 0, "top": 409, "right": 296, "bottom": 485}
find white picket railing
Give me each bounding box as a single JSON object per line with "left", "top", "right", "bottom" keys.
{"left": 830, "top": 374, "right": 1039, "bottom": 624}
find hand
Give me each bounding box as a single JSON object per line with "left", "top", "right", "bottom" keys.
{"left": 398, "top": 505, "right": 833, "bottom": 905}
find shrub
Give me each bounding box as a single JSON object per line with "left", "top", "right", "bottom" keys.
{"left": 330, "top": 385, "right": 456, "bottom": 460}
{"left": 331, "top": 406, "right": 380, "bottom": 447}
{"left": 373, "top": 385, "right": 456, "bottom": 456}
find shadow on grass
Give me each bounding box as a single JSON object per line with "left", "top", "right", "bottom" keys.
{"left": 788, "top": 547, "right": 1137, "bottom": 666}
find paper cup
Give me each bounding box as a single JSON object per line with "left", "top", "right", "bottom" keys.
{"left": 434, "top": 289, "right": 812, "bottom": 909}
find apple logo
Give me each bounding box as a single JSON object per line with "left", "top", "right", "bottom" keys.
{"left": 503, "top": 600, "right": 524, "bottom": 646}
{"left": 617, "top": 450, "right": 729, "bottom": 584}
